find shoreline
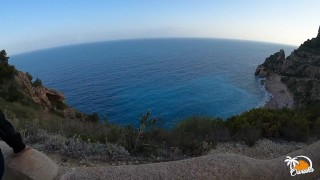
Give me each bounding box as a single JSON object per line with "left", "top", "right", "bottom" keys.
{"left": 261, "top": 73, "right": 294, "bottom": 109}
{"left": 257, "top": 77, "right": 272, "bottom": 108}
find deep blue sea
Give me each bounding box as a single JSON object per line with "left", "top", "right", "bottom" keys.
{"left": 11, "top": 38, "right": 295, "bottom": 128}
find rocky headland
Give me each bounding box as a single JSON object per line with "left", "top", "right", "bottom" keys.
{"left": 255, "top": 26, "right": 320, "bottom": 109}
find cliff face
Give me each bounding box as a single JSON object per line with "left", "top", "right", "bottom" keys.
{"left": 15, "top": 71, "right": 65, "bottom": 107}
{"left": 14, "top": 71, "right": 78, "bottom": 119}
{"left": 256, "top": 27, "right": 320, "bottom": 108}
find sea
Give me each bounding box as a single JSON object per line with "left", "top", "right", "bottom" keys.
{"left": 11, "top": 38, "right": 295, "bottom": 128}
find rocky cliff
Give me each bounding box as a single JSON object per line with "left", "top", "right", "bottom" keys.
{"left": 255, "top": 26, "right": 320, "bottom": 108}
{"left": 14, "top": 71, "right": 78, "bottom": 119}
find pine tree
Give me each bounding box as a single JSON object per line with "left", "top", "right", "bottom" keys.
{"left": 0, "top": 50, "right": 9, "bottom": 65}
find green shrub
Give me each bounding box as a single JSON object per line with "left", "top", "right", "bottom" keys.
{"left": 0, "top": 81, "right": 25, "bottom": 102}
{"left": 26, "top": 72, "right": 33, "bottom": 82}
{"left": 239, "top": 123, "right": 261, "bottom": 147}
{"left": 86, "top": 112, "right": 100, "bottom": 122}
{"left": 227, "top": 108, "right": 310, "bottom": 144}
{"left": 32, "top": 78, "right": 43, "bottom": 87}
{"left": 6, "top": 85, "right": 24, "bottom": 102}
{"left": 168, "top": 117, "right": 226, "bottom": 155}
{"left": 0, "top": 50, "right": 17, "bottom": 83}
{"left": 55, "top": 101, "right": 67, "bottom": 110}
{"left": 73, "top": 110, "right": 86, "bottom": 120}
{"left": 279, "top": 115, "right": 309, "bottom": 141}
{"left": 9, "top": 102, "right": 38, "bottom": 119}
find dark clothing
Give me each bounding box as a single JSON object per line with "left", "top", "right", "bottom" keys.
{"left": 0, "top": 149, "right": 3, "bottom": 178}
{"left": 0, "top": 113, "right": 26, "bottom": 153}
{"left": 0, "top": 112, "right": 26, "bottom": 179}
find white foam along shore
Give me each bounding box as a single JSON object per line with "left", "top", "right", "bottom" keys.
{"left": 257, "top": 77, "right": 273, "bottom": 108}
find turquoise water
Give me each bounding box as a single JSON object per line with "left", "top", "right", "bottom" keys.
{"left": 11, "top": 38, "right": 295, "bottom": 128}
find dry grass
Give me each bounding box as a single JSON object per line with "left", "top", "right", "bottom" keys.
{"left": 20, "top": 126, "right": 130, "bottom": 161}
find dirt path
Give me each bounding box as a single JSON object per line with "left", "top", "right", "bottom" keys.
{"left": 59, "top": 141, "right": 320, "bottom": 180}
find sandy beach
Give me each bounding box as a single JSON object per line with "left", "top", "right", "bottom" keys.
{"left": 263, "top": 73, "right": 294, "bottom": 109}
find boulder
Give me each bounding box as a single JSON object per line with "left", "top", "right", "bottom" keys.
{"left": 0, "top": 141, "right": 59, "bottom": 180}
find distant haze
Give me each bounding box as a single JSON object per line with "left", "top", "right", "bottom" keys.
{"left": 1, "top": 0, "right": 319, "bottom": 54}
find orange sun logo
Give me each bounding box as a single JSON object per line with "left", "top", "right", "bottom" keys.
{"left": 284, "top": 156, "right": 314, "bottom": 176}
{"left": 295, "top": 160, "right": 309, "bottom": 171}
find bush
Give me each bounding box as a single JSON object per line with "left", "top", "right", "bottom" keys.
{"left": 55, "top": 101, "right": 67, "bottom": 110}
{"left": 21, "top": 127, "right": 129, "bottom": 160}
{"left": 0, "top": 64, "right": 17, "bottom": 83}
{"left": 227, "top": 108, "right": 310, "bottom": 144}
{"left": 279, "top": 116, "right": 309, "bottom": 141}
{"left": 26, "top": 72, "right": 33, "bottom": 82}
{"left": 239, "top": 123, "right": 261, "bottom": 147}
{"left": 86, "top": 112, "right": 100, "bottom": 122}
{"left": 32, "top": 78, "right": 43, "bottom": 87}
{"left": 168, "top": 117, "right": 227, "bottom": 155}
{"left": 0, "top": 80, "right": 26, "bottom": 103}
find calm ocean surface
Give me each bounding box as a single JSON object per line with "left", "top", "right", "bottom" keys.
{"left": 11, "top": 38, "right": 295, "bottom": 128}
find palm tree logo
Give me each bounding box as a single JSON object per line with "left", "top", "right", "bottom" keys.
{"left": 284, "top": 155, "right": 314, "bottom": 176}
{"left": 284, "top": 156, "right": 299, "bottom": 170}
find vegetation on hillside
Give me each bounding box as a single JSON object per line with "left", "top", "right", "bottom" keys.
{"left": 0, "top": 50, "right": 24, "bottom": 102}
{"left": 301, "top": 32, "right": 320, "bottom": 52}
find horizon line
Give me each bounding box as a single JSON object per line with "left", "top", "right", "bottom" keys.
{"left": 10, "top": 36, "right": 299, "bottom": 56}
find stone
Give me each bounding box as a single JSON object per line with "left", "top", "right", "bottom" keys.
{"left": 0, "top": 141, "right": 59, "bottom": 180}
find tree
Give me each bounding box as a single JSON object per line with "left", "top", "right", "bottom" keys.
{"left": 0, "top": 50, "right": 9, "bottom": 65}
{"left": 0, "top": 50, "right": 17, "bottom": 82}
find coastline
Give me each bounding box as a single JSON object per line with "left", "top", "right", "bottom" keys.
{"left": 262, "top": 73, "right": 294, "bottom": 109}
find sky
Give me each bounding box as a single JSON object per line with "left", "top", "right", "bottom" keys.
{"left": 1, "top": 0, "right": 320, "bottom": 54}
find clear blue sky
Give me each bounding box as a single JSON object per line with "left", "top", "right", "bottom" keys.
{"left": 1, "top": 0, "right": 320, "bottom": 54}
